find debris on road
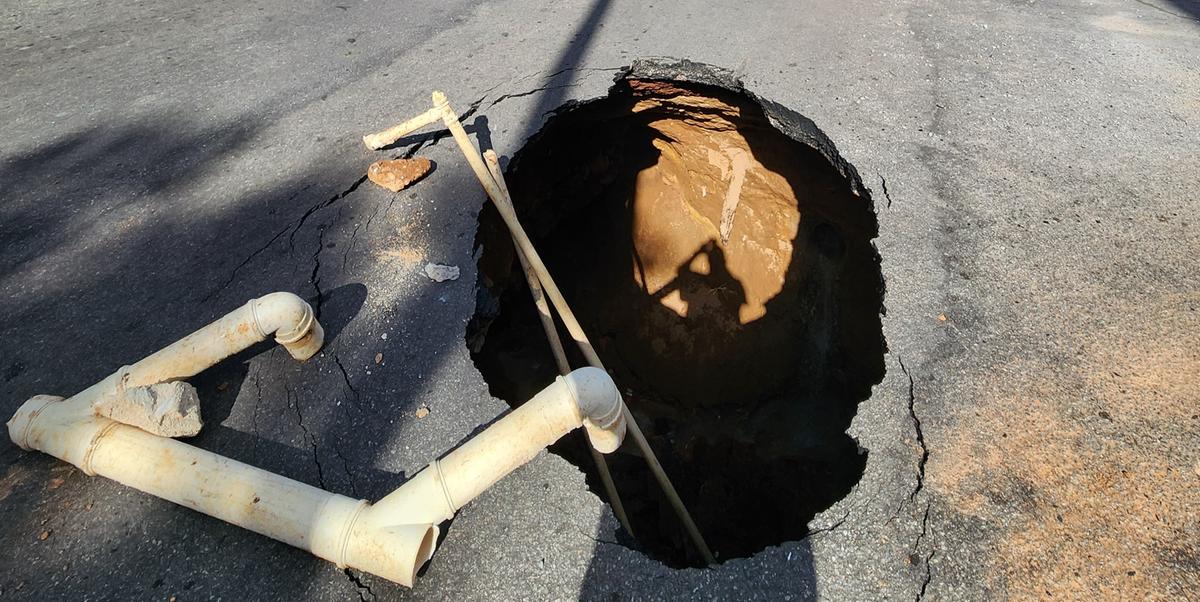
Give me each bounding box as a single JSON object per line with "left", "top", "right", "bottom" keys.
{"left": 367, "top": 158, "right": 432, "bottom": 192}
{"left": 424, "top": 263, "right": 459, "bottom": 282}
{"left": 93, "top": 381, "right": 204, "bottom": 438}
{"left": 414, "top": 405, "right": 430, "bottom": 419}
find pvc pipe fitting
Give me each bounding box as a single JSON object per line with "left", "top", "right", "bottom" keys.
{"left": 7, "top": 297, "right": 625, "bottom": 589}
{"left": 370, "top": 368, "right": 627, "bottom": 524}
{"left": 8, "top": 292, "right": 327, "bottom": 441}
{"left": 251, "top": 292, "right": 325, "bottom": 361}
{"left": 124, "top": 292, "right": 324, "bottom": 390}
{"left": 565, "top": 366, "right": 628, "bottom": 454}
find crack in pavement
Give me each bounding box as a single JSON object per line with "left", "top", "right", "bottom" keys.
{"left": 205, "top": 73, "right": 575, "bottom": 305}
{"left": 547, "top": 497, "right": 640, "bottom": 553}
{"left": 878, "top": 172, "right": 894, "bottom": 209}
{"left": 487, "top": 83, "right": 579, "bottom": 109}
{"left": 572, "top": 526, "right": 639, "bottom": 553}
{"left": 308, "top": 214, "right": 333, "bottom": 320}
{"left": 362, "top": 195, "right": 394, "bottom": 234}
{"left": 383, "top": 97, "right": 485, "bottom": 153}
{"left": 332, "top": 442, "right": 359, "bottom": 497}
{"left": 287, "top": 177, "right": 367, "bottom": 255}
{"left": 342, "top": 220, "right": 362, "bottom": 271}
{"left": 807, "top": 509, "right": 852, "bottom": 538}
{"left": 911, "top": 503, "right": 934, "bottom": 602}
{"left": 898, "top": 356, "right": 928, "bottom": 504}
{"left": 285, "top": 381, "right": 327, "bottom": 490}
{"left": 250, "top": 366, "right": 263, "bottom": 457}
{"left": 202, "top": 185, "right": 314, "bottom": 302}
{"left": 332, "top": 353, "right": 361, "bottom": 408}
{"left": 474, "top": 65, "right": 623, "bottom": 114}
{"left": 303, "top": 125, "right": 449, "bottom": 317}
{"left": 201, "top": 174, "right": 366, "bottom": 303}
{"left": 343, "top": 568, "right": 376, "bottom": 602}
{"left": 541, "top": 65, "right": 624, "bottom": 80}
{"left": 913, "top": 503, "right": 931, "bottom": 556}
{"left": 205, "top": 66, "right": 621, "bottom": 304}
{"left": 916, "top": 548, "right": 935, "bottom": 601}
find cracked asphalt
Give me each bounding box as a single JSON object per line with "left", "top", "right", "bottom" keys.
{"left": 1, "top": 0, "right": 1198, "bottom": 599}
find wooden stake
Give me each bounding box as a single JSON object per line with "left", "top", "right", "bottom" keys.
{"left": 362, "top": 106, "right": 443, "bottom": 150}
{"left": 484, "top": 150, "right": 635, "bottom": 539}
{"left": 429, "top": 91, "right": 715, "bottom": 566}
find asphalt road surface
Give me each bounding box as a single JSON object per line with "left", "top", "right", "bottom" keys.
{"left": 1, "top": 0, "right": 1197, "bottom": 599}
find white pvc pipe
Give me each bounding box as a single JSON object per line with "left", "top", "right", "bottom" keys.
{"left": 8, "top": 356, "right": 625, "bottom": 587}
{"left": 125, "top": 291, "right": 324, "bottom": 386}
{"left": 35, "top": 292, "right": 325, "bottom": 438}
{"left": 8, "top": 394, "right": 434, "bottom": 586}
{"left": 371, "top": 367, "right": 625, "bottom": 524}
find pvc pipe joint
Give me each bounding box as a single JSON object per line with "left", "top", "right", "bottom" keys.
{"left": 565, "top": 366, "right": 627, "bottom": 454}
{"left": 6, "top": 290, "right": 626, "bottom": 589}
{"left": 9, "top": 292, "right": 324, "bottom": 444}
{"left": 251, "top": 292, "right": 324, "bottom": 361}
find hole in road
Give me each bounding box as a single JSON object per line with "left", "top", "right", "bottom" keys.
{"left": 468, "top": 76, "right": 885, "bottom": 567}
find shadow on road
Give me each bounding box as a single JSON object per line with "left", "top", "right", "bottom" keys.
{"left": 0, "top": 95, "right": 471, "bottom": 598}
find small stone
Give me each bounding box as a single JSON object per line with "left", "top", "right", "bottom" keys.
{"left": 48, "top": 478, "right": 64, "bottom": 490}
{"left": 367, "top": 157, "right": 433, "bottom": 192}
{"left": 38, "top": 530, "right": 50, "bottom": 541}
{"left": 375, "top": 353, "right": 383, "bottom": 364}
{"left": 381, "top": 333, "right": 388, "bottom": 340}
{"left": 937, "top": 313, "right": 947, "bottom": 321}
{"left": 415, "top": 406, "right": 430, "bottom": 419}
{"left": 424, "top": 263, "right": 460, "bottom": 282}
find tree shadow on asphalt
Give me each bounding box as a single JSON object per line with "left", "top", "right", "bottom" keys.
{"left": 0, "top": 103, "right": 475, "bottom": 599}
{"left": 1161, "top": 0, "right": 1200, "bottom": 21}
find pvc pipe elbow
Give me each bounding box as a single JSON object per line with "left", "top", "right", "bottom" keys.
{"left": 562, "top": 367, "right": 627, "bottom": 454}
{"left": 251, "top": 292, "right": 324, "bottom": 361}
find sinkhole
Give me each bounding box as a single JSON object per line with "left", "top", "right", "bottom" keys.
{"left": 468, "top": 62, "right": 886, "bottom": 568}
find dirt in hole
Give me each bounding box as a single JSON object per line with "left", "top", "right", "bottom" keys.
{"left": 468, "top": 67, "right": 885, "bottom": 567}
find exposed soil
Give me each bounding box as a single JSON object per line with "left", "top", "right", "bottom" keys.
{"left": 932, "top": 293, "right": 1200, "bottom": 599}
{"left": 468, "top": 74, "right": 885, "bottom": 567}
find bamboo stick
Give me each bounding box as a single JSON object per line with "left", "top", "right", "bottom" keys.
{"left": 362, "top": 106, "right": 443, "bottom": 150}
{"left": 430, "top": 91, "right": 715, "bottom": 565}
{"left": 483, "top": 150, "right": 635, "bottom": 539}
